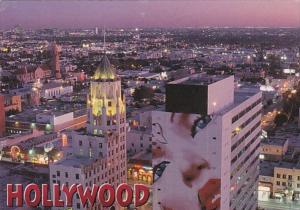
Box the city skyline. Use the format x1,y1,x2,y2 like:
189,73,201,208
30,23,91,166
0,0,300,29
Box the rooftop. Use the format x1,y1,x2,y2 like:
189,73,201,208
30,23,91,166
168,73,230,86
93,55,116,81
261,137,288,146
260,160,275,177
233,85,261,105
54,155,94,168
260,160,300,176
128,151,152,166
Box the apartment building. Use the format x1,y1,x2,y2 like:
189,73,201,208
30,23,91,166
49,55,127,210
151,74,262,210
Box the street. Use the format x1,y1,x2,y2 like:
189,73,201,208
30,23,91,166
259,200,300,210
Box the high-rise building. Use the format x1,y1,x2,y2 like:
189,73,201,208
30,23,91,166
50,42,62,79
49,55,127,210
152,74,262,210
0,95,5,137
95,27,99,35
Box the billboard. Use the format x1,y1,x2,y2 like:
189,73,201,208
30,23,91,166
152,111,222,210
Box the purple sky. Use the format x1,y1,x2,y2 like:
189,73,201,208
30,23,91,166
0,0,299,29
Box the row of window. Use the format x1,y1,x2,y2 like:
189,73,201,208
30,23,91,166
276,181,297,188
239,177,258,210
131,143,146,148
231,131,260,164
79,140,125,151
276,174,300,180
232,98,262,124
54,171,80,179
231,174,259,210
232,109,261,138
85,170,126,188
108,136,125,148
85,162,126,179
231,121,260,152
262,148,281,153
231,144,260,179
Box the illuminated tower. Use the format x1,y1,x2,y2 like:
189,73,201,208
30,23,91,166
50,55,127,210
87,55,125,135
50,42,62,79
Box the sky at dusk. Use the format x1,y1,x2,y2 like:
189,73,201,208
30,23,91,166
0,0,299,29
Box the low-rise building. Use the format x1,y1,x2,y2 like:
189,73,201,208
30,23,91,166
260,138,289,161
41,82,73,99
2,93,22,112
15,65,51,84
127,126,151,156
259,161,300,201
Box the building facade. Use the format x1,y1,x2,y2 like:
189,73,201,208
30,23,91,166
3,94,22,112
50,42,62,79
151,74,262,210
259,161,300,201
49,55,127,210
16,65,51,84
0,95,5,137
40,82,73,99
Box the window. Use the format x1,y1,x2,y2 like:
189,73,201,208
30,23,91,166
277,174,281,178
276,181,280,186
283,174,286,179
107,121,111,126
282,182,286,186
288,175,292,180
108,101,112,107
99,143,102,148
79,140,82,146
76,174,79,180
297,184,300,188
57,171,60,176
77,203,80,209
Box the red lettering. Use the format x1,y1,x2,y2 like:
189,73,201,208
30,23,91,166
24,184,41,207
116,183,133,207
42,184,52,207
53,184,64,207
77,184,99,207
62,184,78,207
134,184,150,207
7,184,23,207
98,183,115,207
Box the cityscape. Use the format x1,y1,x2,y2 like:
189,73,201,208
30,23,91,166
0,1,300,210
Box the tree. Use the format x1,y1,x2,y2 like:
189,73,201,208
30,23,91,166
274,113,288,127
6,109,19,116
133,86,154,102
152,65,163,73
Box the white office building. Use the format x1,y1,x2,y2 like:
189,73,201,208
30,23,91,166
151,74,262,210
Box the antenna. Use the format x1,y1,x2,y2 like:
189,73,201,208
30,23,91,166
103,28,106,53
